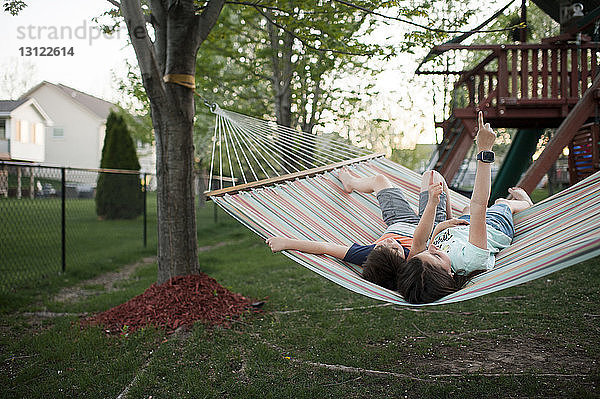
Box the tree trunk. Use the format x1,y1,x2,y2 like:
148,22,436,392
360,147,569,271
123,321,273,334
266,16,297,171
266,15,293,127
279,30,293,128
120,0,224,284
154,101,199,283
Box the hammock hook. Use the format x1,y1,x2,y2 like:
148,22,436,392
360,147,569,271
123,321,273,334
203,99,218,113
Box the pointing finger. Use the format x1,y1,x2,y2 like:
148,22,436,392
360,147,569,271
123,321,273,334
478,111,484,130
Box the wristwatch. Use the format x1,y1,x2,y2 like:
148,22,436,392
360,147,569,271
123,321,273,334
476,150,495,163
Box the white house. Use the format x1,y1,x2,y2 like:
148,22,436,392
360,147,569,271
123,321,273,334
19,81,156,174
20,81,115,169
0,98,53,162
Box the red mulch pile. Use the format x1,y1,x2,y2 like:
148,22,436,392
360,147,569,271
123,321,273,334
82,273,258,334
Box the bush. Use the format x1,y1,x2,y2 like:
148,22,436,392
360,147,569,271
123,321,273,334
96,111,143,219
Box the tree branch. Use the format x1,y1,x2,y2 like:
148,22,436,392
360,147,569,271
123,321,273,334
332,0,521,34
224,0,519,35
106,0,120,8
148,0,167,73
223,1,320,16
253,5,374,57
120,0,166,100
194,0,226,47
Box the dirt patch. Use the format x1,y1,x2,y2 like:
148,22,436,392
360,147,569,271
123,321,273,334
53,257,157,303
407,335,596,376
198,241,228,252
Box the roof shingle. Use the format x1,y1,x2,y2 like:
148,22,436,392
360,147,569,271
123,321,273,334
55,84,115,119
0,98,28,113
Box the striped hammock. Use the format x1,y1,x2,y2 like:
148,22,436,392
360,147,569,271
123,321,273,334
206,106,600,306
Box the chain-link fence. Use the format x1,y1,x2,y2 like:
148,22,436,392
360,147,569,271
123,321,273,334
0,161,157,293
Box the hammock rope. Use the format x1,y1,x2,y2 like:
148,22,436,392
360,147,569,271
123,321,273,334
206,108,600,306
207,106,370,192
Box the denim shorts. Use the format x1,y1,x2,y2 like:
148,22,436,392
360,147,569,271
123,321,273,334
376,187,447,227
458,203,515,239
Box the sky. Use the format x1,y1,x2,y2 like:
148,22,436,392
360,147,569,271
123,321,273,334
0,0,134,103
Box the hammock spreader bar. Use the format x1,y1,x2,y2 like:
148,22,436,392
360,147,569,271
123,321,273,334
206,153,385,198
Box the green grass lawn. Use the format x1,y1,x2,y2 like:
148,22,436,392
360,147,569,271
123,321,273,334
0,200,598,398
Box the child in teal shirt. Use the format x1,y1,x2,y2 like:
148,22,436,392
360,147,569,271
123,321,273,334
397,112,533,303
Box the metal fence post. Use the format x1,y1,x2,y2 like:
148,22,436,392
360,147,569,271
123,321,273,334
61,167,66,273
143,173,147,248
16,166,21,199
0,162,7,198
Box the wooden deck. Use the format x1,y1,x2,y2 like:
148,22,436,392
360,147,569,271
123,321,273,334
422,41,600,187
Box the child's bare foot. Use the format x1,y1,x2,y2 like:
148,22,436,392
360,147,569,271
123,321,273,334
338,167,354,193
508,187,533,206
266,237,291,252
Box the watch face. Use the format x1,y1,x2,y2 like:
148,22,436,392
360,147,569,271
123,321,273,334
478,151,495,162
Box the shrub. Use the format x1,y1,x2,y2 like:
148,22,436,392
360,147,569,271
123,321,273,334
96,111,143,219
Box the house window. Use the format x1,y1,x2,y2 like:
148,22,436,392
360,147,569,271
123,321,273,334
20,121,29,143
53,127,64,138
0,120,5,140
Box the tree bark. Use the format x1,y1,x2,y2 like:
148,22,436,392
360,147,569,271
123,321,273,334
120,0,224,283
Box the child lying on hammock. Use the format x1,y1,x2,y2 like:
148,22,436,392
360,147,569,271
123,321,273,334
266,112,533,303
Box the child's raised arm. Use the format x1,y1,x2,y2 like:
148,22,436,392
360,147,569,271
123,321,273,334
266,237,350,259
468,111,497,250
408,174,443,259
